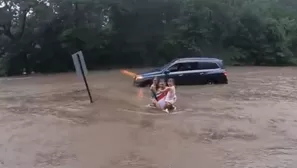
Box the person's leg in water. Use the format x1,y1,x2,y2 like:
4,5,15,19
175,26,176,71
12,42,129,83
150,98,160,108
164,100,176,113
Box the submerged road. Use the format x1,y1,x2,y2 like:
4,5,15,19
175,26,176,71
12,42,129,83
0,67,297,168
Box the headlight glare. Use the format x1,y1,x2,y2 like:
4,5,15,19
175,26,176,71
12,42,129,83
135,75,143,80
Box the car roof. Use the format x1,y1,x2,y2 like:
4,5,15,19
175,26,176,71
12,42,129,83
175,57,222,63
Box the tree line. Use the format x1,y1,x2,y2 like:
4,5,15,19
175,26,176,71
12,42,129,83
0,0,297,76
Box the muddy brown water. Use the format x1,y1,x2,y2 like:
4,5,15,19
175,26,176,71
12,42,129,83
0,67,297,168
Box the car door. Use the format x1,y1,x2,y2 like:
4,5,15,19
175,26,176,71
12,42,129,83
177,62,201,85
197,61,220,84
166,62,200,85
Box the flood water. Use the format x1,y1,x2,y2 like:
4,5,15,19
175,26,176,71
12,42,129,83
0,67,297,168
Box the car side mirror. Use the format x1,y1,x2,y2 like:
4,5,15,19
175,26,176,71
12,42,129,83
164,70,170,75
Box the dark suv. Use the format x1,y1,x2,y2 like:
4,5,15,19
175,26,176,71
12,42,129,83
133,57,228,87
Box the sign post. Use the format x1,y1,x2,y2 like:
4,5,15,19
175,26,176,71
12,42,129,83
72,51,93,103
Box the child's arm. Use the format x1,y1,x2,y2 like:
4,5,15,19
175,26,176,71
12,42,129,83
161,87,171,92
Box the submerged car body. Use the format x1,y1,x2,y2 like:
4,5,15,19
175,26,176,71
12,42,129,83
133,57,228,87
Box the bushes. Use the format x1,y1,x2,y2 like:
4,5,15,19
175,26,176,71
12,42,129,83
0,0,297,76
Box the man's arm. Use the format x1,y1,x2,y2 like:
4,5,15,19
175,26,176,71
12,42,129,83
150,85,156,93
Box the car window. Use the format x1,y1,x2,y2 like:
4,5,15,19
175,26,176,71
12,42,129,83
199,62,219,70
168,62,198,72
156,59,176,71
218,61,224,69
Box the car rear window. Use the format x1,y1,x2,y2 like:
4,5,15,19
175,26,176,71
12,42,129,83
199,62,219,69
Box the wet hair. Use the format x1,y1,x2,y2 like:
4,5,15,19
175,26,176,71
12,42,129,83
167,78,176,88
153,77,159,90
168,78,175,85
